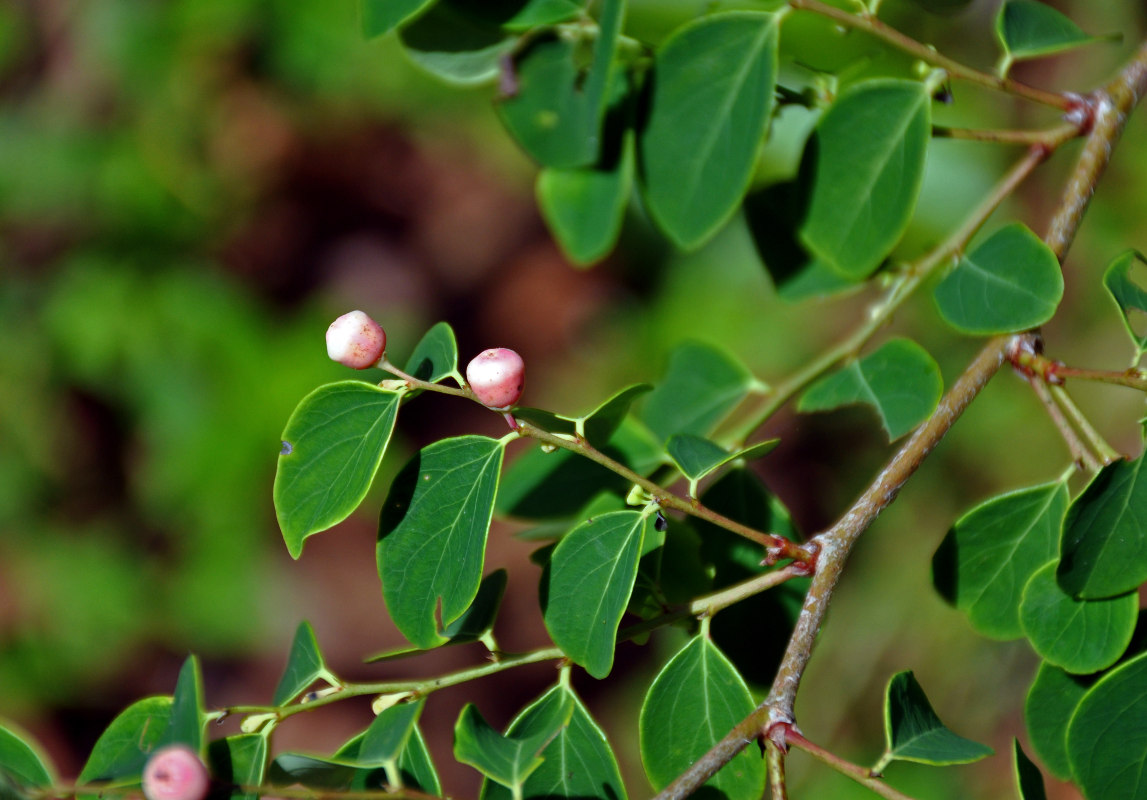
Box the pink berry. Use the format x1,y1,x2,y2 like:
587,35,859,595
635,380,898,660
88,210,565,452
466,348,525,410
142,745,210,800
326,310,386,370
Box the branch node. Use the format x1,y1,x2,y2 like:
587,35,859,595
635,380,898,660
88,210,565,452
1063,91,1099,134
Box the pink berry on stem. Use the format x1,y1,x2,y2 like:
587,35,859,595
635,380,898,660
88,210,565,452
142,745,211,800
326,310,386,369
466,348,525,410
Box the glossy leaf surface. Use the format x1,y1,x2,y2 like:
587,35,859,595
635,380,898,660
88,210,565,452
641,342,754,443
403,321,459,384
640,636,765,800
800,80,929,279
1103,250,1147,354
361,0,433,38
996,0,1105,75
0,723,53,789
207,734,267,800
398,2,515,86
358,700,424,766
481,684,627,800
377,436,505,648
1058,454,1147,598
798,338,942,440
1014,739,1047,800
543,511,648,678
275,382,401,558
454,699,573,791
1020,561,1137,674
882,671,993,766
273,621,330,705
1025,661,1093,779
77,697,172,784
667,434,778,483
639,12,779,249
933,223,1063,335
932,481,1067,640
157,655,206,752
1067,652,1147,800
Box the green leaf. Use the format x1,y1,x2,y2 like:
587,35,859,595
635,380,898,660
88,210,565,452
908,0,975,14
798,338,942,440
207,734,268,800
273,621,331,706
361,0,434,38
641,342,755,443
78,697,172,784
377,435,505,649
358,700,425,766
1013,739,1047,800
932,481,1067,640
157,656,206,752
666,434,779,496
1067,651,1147,800
1019,561,1137,674
933,223,1064,335
397,2,516,86
995,0,1110,76
1058,454,1147,599
497,0,623,168
639,635,765,800
1103,250,1147,354
515,383,651,448
880,671,993,767
393,727,441,795
501,0,581,32
480,684,627,800
543,511,649,678
1025,662,1094,780
275,382,402,558
799,80,930,279
277,721,440,795
538,132,634,266
367,570,506,660
269,754,357,790
403,322,459,384
0,722,53,789
454,699,574,791
639,12,779,250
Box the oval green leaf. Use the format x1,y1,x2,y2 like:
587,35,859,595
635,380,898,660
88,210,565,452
273,621,331,706
995,0,1109,76
932,481,1067,640
933,223,1063,335
1014,739,1047,800
377,435,505,649
543,511,649,678
1058,453,1147,599
880,670,993,767
480,684,627,800
799,80,930,279
78,697,173,784
361,0,434,38
398,2,516,86
639,635,765,800
798,337,942,440
1020,561,1137,674
0,722,54,789
454,698,574,791
274,381,402,559
639,12,779,250
403,321,459,384
640,341,754,443
1067,651,1147,800
1024,661,1094,780
1103,250,1147,354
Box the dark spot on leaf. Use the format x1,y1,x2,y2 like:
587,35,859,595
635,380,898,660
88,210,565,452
281,441,293,456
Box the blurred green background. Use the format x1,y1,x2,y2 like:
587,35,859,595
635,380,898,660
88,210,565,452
1,1,1145,797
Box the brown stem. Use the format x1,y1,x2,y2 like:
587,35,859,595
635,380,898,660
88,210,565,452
932,121,1079,145
785,729,921,800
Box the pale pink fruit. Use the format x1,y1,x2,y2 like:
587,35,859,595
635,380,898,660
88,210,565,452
326,310,386,369
142,745,211,800
466,348,525,409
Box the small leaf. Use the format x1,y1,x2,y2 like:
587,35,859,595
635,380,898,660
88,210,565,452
799,80,930,279
667,434,778,490
480,684,627,800
361,0,434,38
274,382,402,558
641,342,755,443
273,621,331,706
581,384,653,446
393,727,441,795
403,322,459,384
932,481,1067,640
501,0,581,32
1019,561,1137,674
398,2,516,86
1067,651,1147,800
1058,454,1147,599
995,0,1110,76
358,700,425,766
157,656,206,752
454,699,574,791
1103,250,1147,354
639,12,779,250
933,223,1063,335
0,722,54,789
1013,739,1047,800
377,436,505,649
543,511,649,678
640,636,765,800
277,721,441,794
798,338,943,440
881,671,993,767
1024,662,1094,780
78,697,173,784
207,734,267,800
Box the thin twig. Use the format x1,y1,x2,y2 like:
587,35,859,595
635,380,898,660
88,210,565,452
785,729,921,800
1026,374,1100,471
1049,385,1123,465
